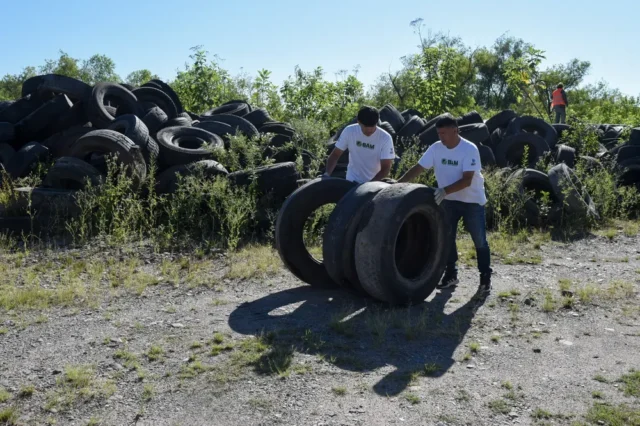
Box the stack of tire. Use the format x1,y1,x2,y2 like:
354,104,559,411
491,163,600,228
275,177,450,306
0,74,303,232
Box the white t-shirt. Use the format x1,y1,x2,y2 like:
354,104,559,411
335,124,395,183
418,137,487,205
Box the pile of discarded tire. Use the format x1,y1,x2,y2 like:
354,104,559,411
275,177,450,306
0,74,308,231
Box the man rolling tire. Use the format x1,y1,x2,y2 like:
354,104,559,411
398,113,492,293
324,106,395,183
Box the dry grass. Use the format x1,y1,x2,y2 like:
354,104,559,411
225,245,281,280
458,230,547,266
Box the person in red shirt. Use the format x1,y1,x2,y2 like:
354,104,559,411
551,83,569,124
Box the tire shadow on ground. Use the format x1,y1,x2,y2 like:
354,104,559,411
228,285,488,397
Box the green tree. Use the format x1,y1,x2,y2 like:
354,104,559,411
125,69,159,87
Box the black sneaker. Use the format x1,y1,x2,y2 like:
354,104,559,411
437,274,459,289
479,273,492,293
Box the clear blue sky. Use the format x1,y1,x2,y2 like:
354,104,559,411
1,0,638,97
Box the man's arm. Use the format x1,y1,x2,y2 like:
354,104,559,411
371,159,393,181
324,147,344,176
562,90,568,106
442,171,475,195
398,163,426,183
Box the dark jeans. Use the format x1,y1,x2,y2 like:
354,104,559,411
441,200,492,277
553,106,566,124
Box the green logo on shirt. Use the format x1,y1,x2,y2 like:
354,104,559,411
441,158,459,166
356,141,375,150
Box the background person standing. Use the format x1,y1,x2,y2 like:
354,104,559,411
551,83,569,124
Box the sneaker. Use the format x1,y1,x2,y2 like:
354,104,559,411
479,273,492,293
437,274,459,289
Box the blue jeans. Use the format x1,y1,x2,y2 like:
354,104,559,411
441,200,492,277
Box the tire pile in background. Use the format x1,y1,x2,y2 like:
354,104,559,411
275,178,450,306
329,104,640,226
0,74,307,228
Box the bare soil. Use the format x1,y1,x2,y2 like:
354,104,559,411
0,229,639,426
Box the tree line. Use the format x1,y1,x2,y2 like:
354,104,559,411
1,21,639,133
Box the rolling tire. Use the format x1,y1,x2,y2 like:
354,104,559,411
354,183,450,305
275,177,357,288
323,181,390,294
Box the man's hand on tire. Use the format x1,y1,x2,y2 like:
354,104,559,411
434,188,446,205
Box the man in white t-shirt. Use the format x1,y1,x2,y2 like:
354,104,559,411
398,113,492,293
323,106,396,183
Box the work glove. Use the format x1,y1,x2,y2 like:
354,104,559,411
434,188,446,205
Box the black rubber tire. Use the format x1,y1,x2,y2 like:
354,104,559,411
397,116,425,138
203,103,248,117
0,143,15,168
323,181,390,292
43,126,93,158
378,121,396,140
258,122,295,138
495,133,550,168
401,108,423,119
458,110,484,126
147,79,183,114
12,188,80,218
88,83,142,129
0,122,15,143
141,107,168,137
42,157,103,190
156,126,223,167
485,109,517,133
479,145,496,168
615,146,640,164
193,121,234,143
228,162,299,201
353,183,450,305
459,123,491,145
69,129,146,182
597,125,624,141
50,101,90,134
269,133,293,148
0,95,43,124
107,114,158,168
132,87,177,120
15,94,73,142
577,156,603,173
243,108,272,129
162,116,191,128
275,177,357,288
548,163,598,219
21,74,92,102
155,160,228,194
488,127,504,151
552,123,573,138
418,125,439,147
506,115,558,150
325,141,349,165
506,168,558,227
0,101,13,112
200,114,258,139
555,144,577,168
630,128,640,146
378,104,405,132
6,142,49,179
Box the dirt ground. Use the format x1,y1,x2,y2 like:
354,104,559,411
0,228,639,426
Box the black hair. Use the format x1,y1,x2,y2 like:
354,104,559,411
435,113,458,129
357,106,380,127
